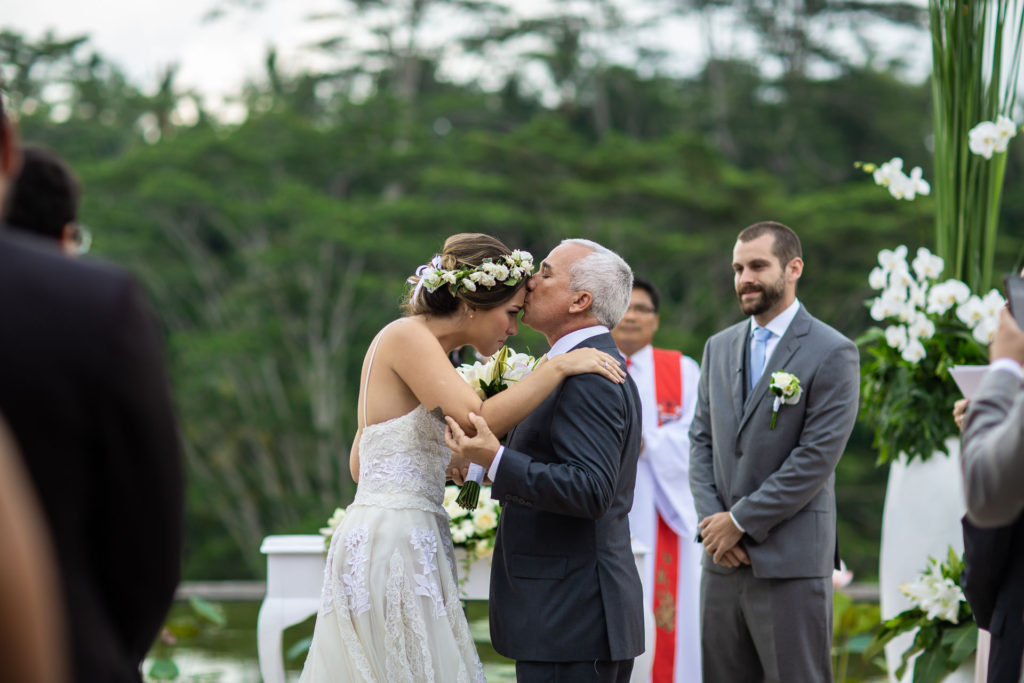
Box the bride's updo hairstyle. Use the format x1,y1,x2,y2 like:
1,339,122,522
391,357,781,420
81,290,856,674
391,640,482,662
404,233,533,316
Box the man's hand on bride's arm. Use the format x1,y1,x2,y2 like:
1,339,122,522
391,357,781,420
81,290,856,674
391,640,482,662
445,412,501,469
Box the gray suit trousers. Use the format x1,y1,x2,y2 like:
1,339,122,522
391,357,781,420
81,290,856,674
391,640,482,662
700,568,833,683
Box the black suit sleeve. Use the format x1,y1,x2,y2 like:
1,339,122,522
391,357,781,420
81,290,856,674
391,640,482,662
94,279,184,661
493,373,628,519
961,515,1012,630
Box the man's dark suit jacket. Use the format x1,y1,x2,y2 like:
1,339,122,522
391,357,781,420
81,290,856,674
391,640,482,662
962,515,1024,683
488,331,645,663
0,229,183,683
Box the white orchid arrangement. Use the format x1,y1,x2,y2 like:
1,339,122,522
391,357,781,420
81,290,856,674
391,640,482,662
454,345,538,509
859,157,931,201
868,245,1005,362
968,115,1018,159
443,483,501,559
768,371,801,429
860,245,995,465
866,547,975,682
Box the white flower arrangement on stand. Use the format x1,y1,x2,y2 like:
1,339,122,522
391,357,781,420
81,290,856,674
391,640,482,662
443,483,501,596
442,484,500,559
860,245,1002,465
867,548,976,682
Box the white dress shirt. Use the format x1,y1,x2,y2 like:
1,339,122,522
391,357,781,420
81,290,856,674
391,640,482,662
748,298,802,377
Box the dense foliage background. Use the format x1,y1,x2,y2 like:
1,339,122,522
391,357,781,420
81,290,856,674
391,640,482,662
4,0,1024,581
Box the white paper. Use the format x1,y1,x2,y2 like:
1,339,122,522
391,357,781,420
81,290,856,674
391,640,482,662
950,365,990,399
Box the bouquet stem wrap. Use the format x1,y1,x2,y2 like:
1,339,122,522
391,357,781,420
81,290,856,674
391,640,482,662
456,463,486,510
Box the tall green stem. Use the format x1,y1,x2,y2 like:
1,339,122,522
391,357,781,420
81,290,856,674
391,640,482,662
930,0,1024,292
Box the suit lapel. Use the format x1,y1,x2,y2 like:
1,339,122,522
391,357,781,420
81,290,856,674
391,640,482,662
737,308,812,435
729,324,747,422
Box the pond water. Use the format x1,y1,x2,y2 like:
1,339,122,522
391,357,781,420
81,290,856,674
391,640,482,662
144,600,515,682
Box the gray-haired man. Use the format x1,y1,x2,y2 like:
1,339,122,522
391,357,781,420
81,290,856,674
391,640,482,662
447,239,646,683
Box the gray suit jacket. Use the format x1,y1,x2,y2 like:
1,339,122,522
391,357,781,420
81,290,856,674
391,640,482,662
489,332,645,662
962,367,1024,528
689,305,859,578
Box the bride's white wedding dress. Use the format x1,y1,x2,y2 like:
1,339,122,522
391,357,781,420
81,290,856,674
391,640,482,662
300,337,485,682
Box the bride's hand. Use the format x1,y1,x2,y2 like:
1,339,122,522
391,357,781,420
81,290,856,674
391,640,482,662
447,453,470,484
553,348,627,383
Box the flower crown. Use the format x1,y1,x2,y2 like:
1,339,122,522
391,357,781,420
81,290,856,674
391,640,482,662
410,250,534,301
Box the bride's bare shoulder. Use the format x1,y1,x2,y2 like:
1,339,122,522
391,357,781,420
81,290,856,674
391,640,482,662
369,317,436,359
381,316,432,345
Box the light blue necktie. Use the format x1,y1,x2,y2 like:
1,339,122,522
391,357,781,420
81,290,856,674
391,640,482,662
750,326,772,390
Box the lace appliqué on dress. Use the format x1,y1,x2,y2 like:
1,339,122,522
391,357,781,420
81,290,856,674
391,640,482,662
385,552,436,682
341,526,371,616
410,528,446,619
363,452,427,484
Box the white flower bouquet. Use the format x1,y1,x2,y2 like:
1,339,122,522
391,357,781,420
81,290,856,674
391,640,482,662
455,344,537,400
866,547,976,682
859,245,1002,464
453,344,537,509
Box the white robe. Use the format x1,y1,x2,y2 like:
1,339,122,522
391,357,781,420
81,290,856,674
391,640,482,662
625,344,702,683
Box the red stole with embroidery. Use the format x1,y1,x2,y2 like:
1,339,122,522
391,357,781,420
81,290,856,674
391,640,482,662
651,348,682,682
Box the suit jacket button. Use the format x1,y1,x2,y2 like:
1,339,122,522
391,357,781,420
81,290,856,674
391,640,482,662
736,450,743,457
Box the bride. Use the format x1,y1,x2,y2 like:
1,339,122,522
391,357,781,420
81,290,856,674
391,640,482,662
299,233,626,682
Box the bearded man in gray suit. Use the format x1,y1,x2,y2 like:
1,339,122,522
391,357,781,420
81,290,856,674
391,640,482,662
689,221,860,682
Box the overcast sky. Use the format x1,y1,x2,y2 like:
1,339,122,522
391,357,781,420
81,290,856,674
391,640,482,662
5,0,930,120
5,1,341,106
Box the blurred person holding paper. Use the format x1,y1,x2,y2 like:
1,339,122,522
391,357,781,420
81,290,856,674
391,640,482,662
956,269,1024,683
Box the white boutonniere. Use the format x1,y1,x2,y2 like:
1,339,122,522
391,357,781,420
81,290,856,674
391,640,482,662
769,371,802,429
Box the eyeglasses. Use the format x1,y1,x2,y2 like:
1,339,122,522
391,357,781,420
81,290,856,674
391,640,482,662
69,224,92,256
626,304,657,315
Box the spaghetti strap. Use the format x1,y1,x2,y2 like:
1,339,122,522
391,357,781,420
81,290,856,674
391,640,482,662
362,321,396,425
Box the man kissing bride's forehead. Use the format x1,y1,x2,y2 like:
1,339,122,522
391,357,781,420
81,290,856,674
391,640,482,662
445,237,645,683
300,233,635,683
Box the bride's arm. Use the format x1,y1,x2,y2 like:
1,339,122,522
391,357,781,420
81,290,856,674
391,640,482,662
391,322,624,437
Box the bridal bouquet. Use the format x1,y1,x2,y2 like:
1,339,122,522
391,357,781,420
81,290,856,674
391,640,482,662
858,245,1002,464
865,547,975,683
453,344,537,509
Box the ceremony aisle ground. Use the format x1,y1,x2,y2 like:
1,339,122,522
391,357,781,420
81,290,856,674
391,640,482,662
145,600,516,682
146,596,892,682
